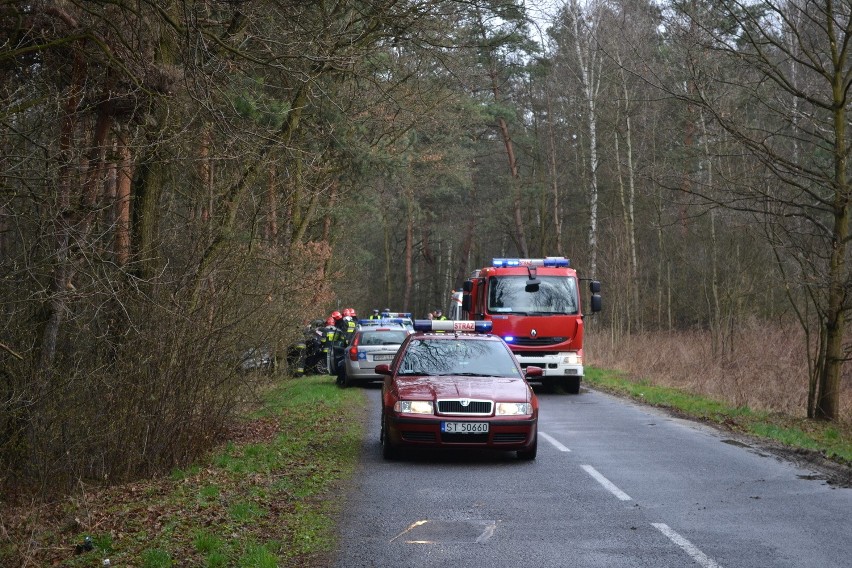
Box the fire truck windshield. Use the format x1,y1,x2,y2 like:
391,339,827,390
487,276,579,315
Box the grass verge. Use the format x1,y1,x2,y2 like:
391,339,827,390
0,375,366,567
585,366,852,465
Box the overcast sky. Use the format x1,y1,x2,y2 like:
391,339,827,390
525,0,563,47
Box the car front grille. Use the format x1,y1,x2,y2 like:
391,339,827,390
402,431,436,443
493,433,528,443
437,399,493,416
441,433,489,443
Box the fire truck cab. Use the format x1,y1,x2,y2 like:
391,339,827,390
460,257,601,393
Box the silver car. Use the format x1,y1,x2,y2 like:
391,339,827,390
336,327,412,387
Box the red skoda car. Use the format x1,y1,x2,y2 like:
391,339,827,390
377,320,541,460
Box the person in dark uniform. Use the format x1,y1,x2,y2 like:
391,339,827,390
434,309,447,321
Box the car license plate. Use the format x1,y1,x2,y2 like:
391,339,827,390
373,354,394,361
441,422,489,434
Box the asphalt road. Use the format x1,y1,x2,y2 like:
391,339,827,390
332,386,852,568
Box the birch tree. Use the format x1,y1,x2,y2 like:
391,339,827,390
552,0,607,277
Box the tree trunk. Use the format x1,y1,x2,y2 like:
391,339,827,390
403,187,414,312
569,0,602,276
114,128,133,266
619,60,639,331
453,170,478,287
265,162,278,244
815,68,850,421
494,111,529,258
40,44,85,370
546,91,563,256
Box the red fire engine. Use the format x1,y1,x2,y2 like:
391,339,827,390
460,257,601,393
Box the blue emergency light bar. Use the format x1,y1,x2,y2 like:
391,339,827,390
359,318,408,325
492,257,570,268
381,312,412,318
413,320,493,333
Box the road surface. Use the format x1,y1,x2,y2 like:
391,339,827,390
332,386,852,567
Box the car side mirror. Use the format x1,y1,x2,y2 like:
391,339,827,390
589,280,601,294
375,364,392,376
524,366,543,378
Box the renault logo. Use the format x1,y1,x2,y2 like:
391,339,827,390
531,329,538,338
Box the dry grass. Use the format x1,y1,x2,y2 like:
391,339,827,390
587,321,852,424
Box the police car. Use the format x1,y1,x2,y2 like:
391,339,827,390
376,319,541,460
357,316,413,330
379,312,414,329
337,326,414,388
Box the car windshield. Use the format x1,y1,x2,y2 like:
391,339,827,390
487,275,578,315
397,339,521,377
360,330,410,346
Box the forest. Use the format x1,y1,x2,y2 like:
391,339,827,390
1,0,850,492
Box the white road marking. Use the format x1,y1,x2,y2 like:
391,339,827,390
539,431,571,452
389,520,428,543
580,464,632,501
652,523,723,568
475,522,497,543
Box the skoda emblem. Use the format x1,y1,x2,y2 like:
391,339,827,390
531,329,538,338
460,399,470,407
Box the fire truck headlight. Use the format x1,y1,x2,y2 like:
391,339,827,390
564,352,581,365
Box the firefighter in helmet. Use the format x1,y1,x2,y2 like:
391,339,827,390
342,308,357,342
331,310,345,333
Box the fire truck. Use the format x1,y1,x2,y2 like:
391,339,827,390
459,257,601,393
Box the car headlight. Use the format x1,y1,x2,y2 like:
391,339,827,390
495,402,533,416
394,400,434,415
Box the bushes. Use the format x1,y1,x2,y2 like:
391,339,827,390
588,320,851,423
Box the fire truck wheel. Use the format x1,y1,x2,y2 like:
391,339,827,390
561,376,581,394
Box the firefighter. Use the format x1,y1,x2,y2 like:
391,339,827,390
321,317,340,374
342,308,357,342
331,310,345,333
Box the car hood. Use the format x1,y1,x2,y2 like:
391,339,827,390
394,375,531,402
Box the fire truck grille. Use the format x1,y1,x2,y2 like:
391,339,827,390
511,336,567,347
437,400,493,415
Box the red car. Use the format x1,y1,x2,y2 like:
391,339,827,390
377,319,541,460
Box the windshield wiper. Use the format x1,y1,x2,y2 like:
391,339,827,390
448,372,492,377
